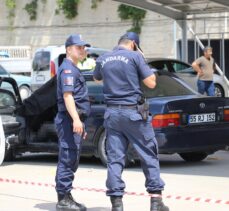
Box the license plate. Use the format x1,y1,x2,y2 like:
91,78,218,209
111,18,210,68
188,113,215,124
36,75,45,81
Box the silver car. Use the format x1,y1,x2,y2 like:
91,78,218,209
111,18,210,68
147,58,229,97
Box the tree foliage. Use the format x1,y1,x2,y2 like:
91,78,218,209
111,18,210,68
91,0,103,9
5,0,16,26
56,0,80,19
24,0,38,21
118,4,146,34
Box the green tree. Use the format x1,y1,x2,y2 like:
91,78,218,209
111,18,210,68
5,0,16,25
56,0,80,19
118,4,146,34
24,0,38,21
91,0,103,9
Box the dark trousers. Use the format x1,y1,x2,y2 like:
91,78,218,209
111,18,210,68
55,112,82,195
104,108,165,196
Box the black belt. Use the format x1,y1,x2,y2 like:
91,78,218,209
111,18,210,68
107,104,137,109
60,110,87,122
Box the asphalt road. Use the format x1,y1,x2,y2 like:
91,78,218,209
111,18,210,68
0,150,228,211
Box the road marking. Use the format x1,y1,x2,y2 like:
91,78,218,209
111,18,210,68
0,177,228,206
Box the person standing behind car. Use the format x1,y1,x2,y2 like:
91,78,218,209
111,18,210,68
55,34,91,211
192,46,216,96
93,32,169,211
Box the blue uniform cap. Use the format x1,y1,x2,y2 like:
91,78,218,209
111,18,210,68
65,34,91,48
119,32,142,51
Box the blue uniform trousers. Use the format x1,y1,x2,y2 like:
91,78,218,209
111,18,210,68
104,108,165,196
55,112,82,195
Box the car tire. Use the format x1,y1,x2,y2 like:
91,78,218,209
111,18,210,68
179,152,208,162
97,129,130,167
97,130,107,167
214,84,224,97
19,85,31,100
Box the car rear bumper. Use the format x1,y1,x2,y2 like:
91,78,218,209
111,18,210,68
155,123,229,154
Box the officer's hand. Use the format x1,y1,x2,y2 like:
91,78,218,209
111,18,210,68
73,118,83,136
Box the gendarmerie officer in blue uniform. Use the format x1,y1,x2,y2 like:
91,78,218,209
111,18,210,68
93,32,169,211
55,34,91,211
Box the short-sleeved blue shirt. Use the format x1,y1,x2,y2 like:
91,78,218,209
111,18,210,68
93,46,155,105
57,58,90,116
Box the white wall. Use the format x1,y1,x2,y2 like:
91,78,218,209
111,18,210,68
0,0,228,59
0,0,175,58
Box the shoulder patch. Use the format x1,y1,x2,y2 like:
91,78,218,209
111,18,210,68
64,77,73,86
64,69,72,74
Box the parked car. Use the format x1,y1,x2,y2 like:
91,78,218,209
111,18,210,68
0,51,10,58
1,71,229,166
0,64,31,100
31,46,109,92
147,58,229,97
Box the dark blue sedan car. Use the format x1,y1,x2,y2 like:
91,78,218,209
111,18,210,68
1,71,229,165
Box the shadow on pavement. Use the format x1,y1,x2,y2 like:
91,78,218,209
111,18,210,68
34,202,56,211
129,151,229,178
3,151,229,178
35,202,110,211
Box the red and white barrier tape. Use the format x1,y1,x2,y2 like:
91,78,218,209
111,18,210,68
0,177,228,206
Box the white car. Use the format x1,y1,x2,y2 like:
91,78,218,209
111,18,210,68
31,46,109,92
148,58,229,97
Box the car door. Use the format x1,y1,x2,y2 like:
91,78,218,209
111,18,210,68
168,60,198,91
0,77,22,165
0,89,17,165
0,114,5,165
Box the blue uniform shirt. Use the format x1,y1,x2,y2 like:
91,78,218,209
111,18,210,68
57,58,90,116
93,46,155,105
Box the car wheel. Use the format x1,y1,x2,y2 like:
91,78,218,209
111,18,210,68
97,130,107,166
97,129,130,167
214,84,224,97
19,85,31,100
179,152,208,162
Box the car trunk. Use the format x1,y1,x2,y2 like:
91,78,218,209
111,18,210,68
166,97,229,126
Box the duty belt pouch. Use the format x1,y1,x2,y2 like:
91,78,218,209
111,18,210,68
137,102,149,121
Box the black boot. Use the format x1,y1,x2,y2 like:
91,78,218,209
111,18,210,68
56,192,87,211
110,196,123,211
150,197,169,211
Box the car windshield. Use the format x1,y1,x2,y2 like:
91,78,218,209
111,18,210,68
32,51,50,71
0,65,8,75
141,72,195,98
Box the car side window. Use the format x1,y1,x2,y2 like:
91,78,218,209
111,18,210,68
0,65,7,75
170,61,192,73
149,61,169,72
0,90,16,108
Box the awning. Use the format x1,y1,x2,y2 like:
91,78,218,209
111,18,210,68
113,0,229,20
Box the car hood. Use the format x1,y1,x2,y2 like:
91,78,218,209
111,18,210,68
9,74,31,83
